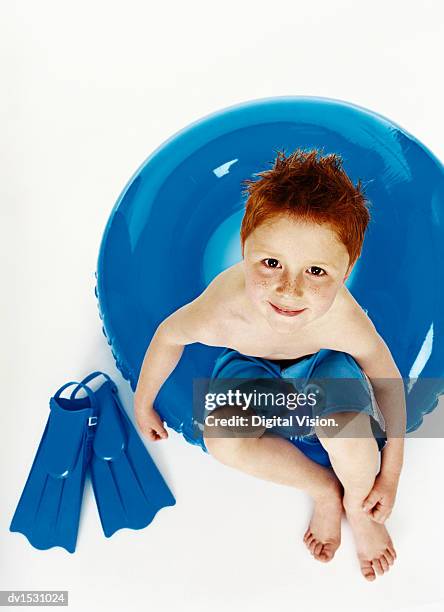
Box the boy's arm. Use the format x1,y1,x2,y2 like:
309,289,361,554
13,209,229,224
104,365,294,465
346,316,406,482
134,296,221,439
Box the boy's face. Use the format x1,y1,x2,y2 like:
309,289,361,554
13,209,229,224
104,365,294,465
243,214,352,332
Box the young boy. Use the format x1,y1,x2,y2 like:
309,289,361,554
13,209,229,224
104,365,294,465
134,148,406,582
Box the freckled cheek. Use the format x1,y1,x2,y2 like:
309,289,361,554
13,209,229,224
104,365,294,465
245,271,271,300
307,284,337,307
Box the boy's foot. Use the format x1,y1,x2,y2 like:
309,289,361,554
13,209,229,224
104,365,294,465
303,488,343,562
345,506,397,581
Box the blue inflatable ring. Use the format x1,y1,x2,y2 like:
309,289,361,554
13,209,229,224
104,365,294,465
96,96,444,448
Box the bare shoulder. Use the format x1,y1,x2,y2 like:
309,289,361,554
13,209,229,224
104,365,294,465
159,263,243,346
329,286,400,377
327,286,378,352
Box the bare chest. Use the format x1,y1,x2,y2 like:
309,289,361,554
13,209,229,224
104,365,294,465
220,315,329,359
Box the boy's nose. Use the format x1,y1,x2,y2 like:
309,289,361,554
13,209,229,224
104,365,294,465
275,280,304,300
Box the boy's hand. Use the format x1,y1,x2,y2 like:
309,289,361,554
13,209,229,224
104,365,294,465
361,473,398,524
135,400,169,441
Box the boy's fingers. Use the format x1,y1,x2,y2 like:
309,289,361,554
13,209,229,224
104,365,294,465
151,415,168,438
137,420,161,440
135,408,168,440
362,491,380,512
146,429,163,441
371,508,385,523
378,510,391,523
362,501,376,512
150,425,168,440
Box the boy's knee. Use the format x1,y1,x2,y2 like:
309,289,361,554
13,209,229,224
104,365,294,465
315,411,379,456
317,434,378,458
314,410,374,440
203,404,266,459
204,435,253,464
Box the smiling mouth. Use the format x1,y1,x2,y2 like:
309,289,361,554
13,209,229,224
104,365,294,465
269,302,306,317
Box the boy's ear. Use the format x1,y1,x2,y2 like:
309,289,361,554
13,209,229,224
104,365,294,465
343,260,354,282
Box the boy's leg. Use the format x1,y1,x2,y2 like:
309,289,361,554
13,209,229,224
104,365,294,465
204,404,343,562
314,412,397,580
314,411,380,505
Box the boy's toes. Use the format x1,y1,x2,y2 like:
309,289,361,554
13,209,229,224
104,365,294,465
316,543,335,563
360,554,391,580
388,545,397,560
360,559,376,581
379,555,390,572
303,532,314,549
372,558,384,576
317,548,330,562
304,529,340,563
307,536,323,557
384,548,395,565
309,538,320,554
311,540,339,562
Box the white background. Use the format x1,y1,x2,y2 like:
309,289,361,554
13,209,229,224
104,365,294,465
2,1,444,610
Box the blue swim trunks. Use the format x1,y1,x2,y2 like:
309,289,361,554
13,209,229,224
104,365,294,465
203,347,387,468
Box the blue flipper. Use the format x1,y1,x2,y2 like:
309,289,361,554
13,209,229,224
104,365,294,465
10,382,98,553
70,372,176,537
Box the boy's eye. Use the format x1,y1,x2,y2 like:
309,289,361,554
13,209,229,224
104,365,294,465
263,258,281,268
308,266,326,277
262,260,326,277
